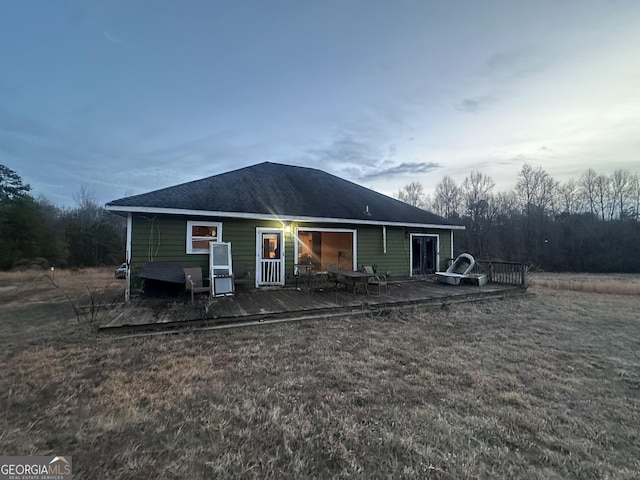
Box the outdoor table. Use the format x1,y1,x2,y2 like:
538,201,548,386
335,270,376,296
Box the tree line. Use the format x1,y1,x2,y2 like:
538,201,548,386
2,163,639,273
396,165,640,273
0,164,125,270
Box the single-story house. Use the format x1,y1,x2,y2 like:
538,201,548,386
105,162,464,298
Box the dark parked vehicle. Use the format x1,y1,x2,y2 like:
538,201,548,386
115,263,127,279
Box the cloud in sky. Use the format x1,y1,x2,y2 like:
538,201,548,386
102,30,122,45
360,162,442,181
0,0,639,206
307,137,381,168
455,96,497,113
482,47,548,83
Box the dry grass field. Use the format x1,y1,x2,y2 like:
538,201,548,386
529,272,640,296
1,269,639,479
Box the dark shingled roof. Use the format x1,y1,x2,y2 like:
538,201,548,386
106,162,458,227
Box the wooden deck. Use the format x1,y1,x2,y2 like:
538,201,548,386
100,277,528,334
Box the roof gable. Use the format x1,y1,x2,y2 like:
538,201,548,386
106,162,459,228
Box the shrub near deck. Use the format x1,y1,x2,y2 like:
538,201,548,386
1,272,639,478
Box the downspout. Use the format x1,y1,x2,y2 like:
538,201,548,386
382,226,387,254
450,229,454,272
125,213,132,302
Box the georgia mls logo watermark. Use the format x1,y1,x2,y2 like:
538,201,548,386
0,456,72,480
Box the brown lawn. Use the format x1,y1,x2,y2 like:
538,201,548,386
1,269,639,479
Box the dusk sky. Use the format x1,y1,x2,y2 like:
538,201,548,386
1,0,639,207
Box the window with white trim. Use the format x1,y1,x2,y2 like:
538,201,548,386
187,221,222,254
295,228,356,271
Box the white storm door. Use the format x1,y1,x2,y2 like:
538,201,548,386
256,228,285,286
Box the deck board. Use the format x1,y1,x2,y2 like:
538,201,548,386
101,278,526,332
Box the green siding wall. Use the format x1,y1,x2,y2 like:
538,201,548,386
356,226,452,276
129,214,455,289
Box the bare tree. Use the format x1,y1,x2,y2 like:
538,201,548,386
65,187,125,267
558,179,583,215
594,174,614,220
433,175,460,218
491,190,518,220
422,192,433,212
421,165,640,271
459,171,495,257
630,173,640,221
395,181,427,208
611,169,631,219
461,171,495,219
73,186,103,223
579,168,598,216
514,164,559,265
516,164,556,216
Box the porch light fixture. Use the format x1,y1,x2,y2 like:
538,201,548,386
283,221,292,233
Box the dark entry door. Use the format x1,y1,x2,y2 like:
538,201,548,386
412,236,437,275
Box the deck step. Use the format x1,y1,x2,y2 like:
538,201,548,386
99,284,530,336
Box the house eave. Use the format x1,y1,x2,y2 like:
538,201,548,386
105,205,466,230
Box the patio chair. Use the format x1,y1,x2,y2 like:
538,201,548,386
232,261,251,290
326,264,348,292
294,263,321,294
183,267,211,303
363,265,388,295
